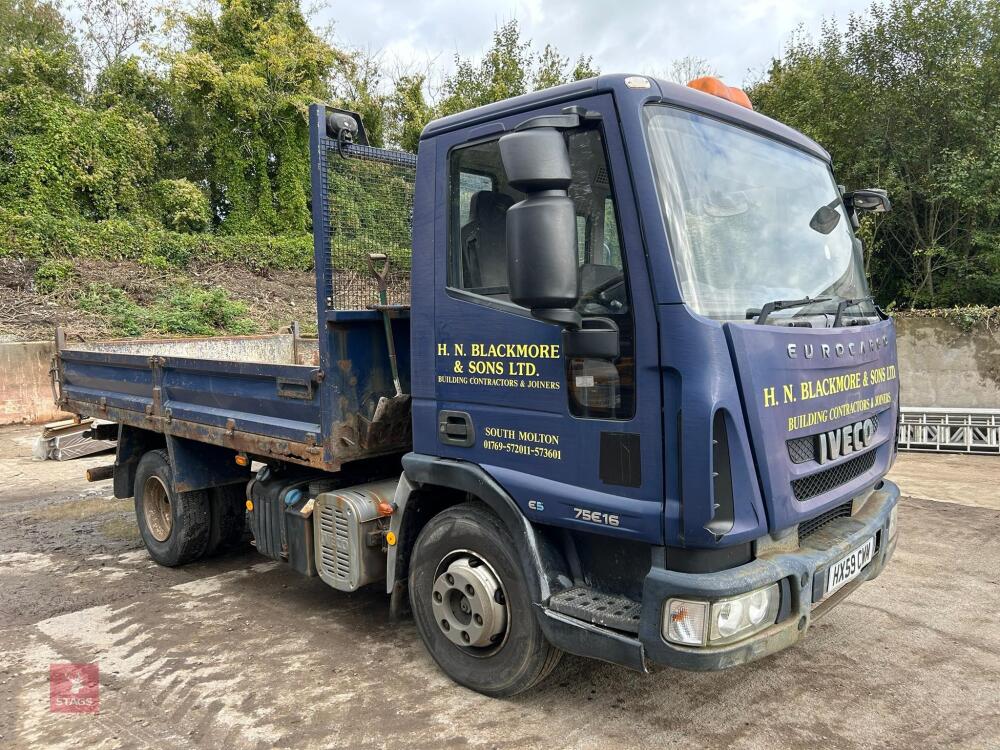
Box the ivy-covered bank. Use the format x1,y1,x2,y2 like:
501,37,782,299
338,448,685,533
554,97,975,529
0,212,314,273
1,0,602,338
3,0,998,340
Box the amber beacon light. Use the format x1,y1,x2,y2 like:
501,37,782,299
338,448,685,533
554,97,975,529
686,76,753,110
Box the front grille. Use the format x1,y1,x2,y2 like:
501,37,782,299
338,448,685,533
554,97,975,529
798,501,853,541
787,435,816,464
791,449,877,501
787,413,879,464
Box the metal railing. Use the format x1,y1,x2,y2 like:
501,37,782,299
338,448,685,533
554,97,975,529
897,407,1000,455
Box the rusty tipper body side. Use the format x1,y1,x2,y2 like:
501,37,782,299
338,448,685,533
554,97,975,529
52,74,901,697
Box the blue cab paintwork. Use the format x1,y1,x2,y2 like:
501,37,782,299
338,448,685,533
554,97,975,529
413,74,899,550
60,75,899,562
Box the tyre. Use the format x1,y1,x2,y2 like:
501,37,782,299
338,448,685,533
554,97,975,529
133,450,210,567
409,502,562,697
205,483,248,557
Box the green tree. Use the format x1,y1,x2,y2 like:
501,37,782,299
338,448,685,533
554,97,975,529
333,47,389,148
0,1,158,219
750,0,1000,308
534,44,568,90
78,0,155,79
570,54,598,81
425,20,598,144
438,20,533,117
0,0,84,95
388,73,434,153
164,0,342,234
91,56,170,123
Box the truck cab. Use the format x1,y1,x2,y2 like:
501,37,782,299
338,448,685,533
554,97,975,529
395,74,899,688
55,73,901,698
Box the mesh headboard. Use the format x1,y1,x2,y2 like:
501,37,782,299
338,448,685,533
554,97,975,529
311,106,417,311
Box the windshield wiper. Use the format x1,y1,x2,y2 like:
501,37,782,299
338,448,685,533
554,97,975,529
750,296,831,325
832,296,874,327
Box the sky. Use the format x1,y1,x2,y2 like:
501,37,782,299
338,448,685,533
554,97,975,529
315,0,877,88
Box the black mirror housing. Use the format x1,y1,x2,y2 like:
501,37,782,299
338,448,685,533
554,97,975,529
498,128,572,192
848,188,891,214
506,194,579,310
499,126,580,324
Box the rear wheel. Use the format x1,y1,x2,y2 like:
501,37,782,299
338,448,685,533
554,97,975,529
409,502,562,697
134,450,210,567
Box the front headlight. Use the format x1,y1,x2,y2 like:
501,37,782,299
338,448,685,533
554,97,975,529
708,584,780,645
664,583,780,647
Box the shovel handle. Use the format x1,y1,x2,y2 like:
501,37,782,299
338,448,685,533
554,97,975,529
368,253,391,299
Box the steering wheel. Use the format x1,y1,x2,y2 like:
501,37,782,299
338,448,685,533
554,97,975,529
579,272,625,306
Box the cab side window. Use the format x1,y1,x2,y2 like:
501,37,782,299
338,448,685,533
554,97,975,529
446,127,634,419
447,143,522,297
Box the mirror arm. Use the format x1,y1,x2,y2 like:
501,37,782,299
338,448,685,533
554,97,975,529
532,308,582,330
513,107,602,133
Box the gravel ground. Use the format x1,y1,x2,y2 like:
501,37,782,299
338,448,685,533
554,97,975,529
1,425,998,749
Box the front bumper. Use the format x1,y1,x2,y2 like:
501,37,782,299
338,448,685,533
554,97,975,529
638,479,900,670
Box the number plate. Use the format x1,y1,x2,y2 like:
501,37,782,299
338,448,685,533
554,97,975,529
824,536,876,597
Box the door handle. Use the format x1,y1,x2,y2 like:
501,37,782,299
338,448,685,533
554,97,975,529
438,410,475,447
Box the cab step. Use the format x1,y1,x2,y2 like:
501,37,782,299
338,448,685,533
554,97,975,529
548,587,642,634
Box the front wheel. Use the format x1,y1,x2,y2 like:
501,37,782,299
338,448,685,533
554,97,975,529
409,502,562,697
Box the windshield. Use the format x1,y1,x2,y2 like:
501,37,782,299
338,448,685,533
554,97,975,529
643,105,872,322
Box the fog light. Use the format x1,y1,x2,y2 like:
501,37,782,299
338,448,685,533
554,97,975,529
708,583,780,645
888,504,898,540
664,599,708,646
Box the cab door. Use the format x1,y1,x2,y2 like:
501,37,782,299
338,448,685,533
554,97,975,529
423,94,663,544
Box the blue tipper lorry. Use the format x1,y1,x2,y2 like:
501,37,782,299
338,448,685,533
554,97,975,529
52,74,901,696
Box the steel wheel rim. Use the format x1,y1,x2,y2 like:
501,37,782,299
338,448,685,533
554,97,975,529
143,476,172,542
431,549,510,657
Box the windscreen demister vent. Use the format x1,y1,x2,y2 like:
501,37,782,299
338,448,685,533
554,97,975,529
705,410,736,540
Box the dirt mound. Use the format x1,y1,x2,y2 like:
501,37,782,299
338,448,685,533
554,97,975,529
0,256,319,342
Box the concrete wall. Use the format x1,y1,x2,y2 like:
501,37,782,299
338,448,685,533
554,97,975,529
894,317,1000,409
2,319,997,425
0,341,68,425
75,333,321,366
0,333,320,426
75,333,296,363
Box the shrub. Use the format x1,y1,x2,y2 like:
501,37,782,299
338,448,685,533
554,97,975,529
150,286,256,336
0,210,314,271
76,282,257,337
33,258,75,293
153,179,211,234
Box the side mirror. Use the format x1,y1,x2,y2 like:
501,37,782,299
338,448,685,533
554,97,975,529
847,188,891,214
499,127,581,327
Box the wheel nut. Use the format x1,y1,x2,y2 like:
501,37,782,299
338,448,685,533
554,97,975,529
433,591,442,603
465,584,475,596
441,619,450,631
